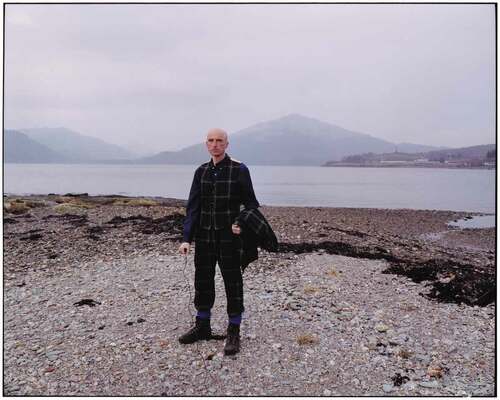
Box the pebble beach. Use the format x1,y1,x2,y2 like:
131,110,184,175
3,194,496,396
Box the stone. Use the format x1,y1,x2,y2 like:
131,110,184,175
383,383,394,393
375,323,389,333
402,382,417,390
419,380,439,389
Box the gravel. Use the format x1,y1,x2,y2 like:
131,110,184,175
3,195,495,396
4,251,495,396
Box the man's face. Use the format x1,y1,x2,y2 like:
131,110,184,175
206,131,228,157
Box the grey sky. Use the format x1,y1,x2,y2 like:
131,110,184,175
5,3,495,154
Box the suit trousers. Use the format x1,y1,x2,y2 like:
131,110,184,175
194,227,244,317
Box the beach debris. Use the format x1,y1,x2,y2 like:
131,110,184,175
73,299,101,307
438,272,455,284
297,334,318,345
42,213,89,227
397,348,413,359
18,229,44,241
106,213,184,236
303,284,319,294
375,323,389,332
391,372,410,386
87,225,105,240
272,343,283,351
4,200,30,215
427,365,444,378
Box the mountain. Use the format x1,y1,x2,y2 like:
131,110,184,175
5,130,68,163
20,127,136,162
140,114,444,166
6,116,450,165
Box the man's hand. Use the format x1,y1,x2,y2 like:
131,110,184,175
232,223,242,235
179,242,191,255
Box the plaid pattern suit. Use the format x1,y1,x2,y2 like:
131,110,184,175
184,154,259,317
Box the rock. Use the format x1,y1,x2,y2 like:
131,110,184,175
284,301,301,310
415,354,431,364
375,323,389,332
419,380,439,389
383,383,394,393
323,389,332,396
402,381,417,390
367,336,378,350
389,334,409,346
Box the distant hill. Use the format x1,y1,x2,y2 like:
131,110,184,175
425,144,496,161
5,130,67,163
324,143,495,167
6,115,451,165
140,114,444,166
20,127,136,162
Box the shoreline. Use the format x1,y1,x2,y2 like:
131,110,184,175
3,192,496,215
5,161,495,170
4,193,495,306
322,164,495,170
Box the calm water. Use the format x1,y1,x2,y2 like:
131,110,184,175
448,215,497,229
4,163,496,213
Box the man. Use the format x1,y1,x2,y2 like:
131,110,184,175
178,128,260,356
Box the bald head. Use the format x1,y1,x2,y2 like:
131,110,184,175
206,128,228,142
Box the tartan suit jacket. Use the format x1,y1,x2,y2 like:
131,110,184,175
237,208,278,271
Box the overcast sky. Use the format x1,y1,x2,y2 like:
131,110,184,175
5,3,495,154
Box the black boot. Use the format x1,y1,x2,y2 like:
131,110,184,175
178,317,212,344
224,323,240,355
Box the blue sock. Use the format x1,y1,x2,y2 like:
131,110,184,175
197,310,211,320
229,314,242,325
